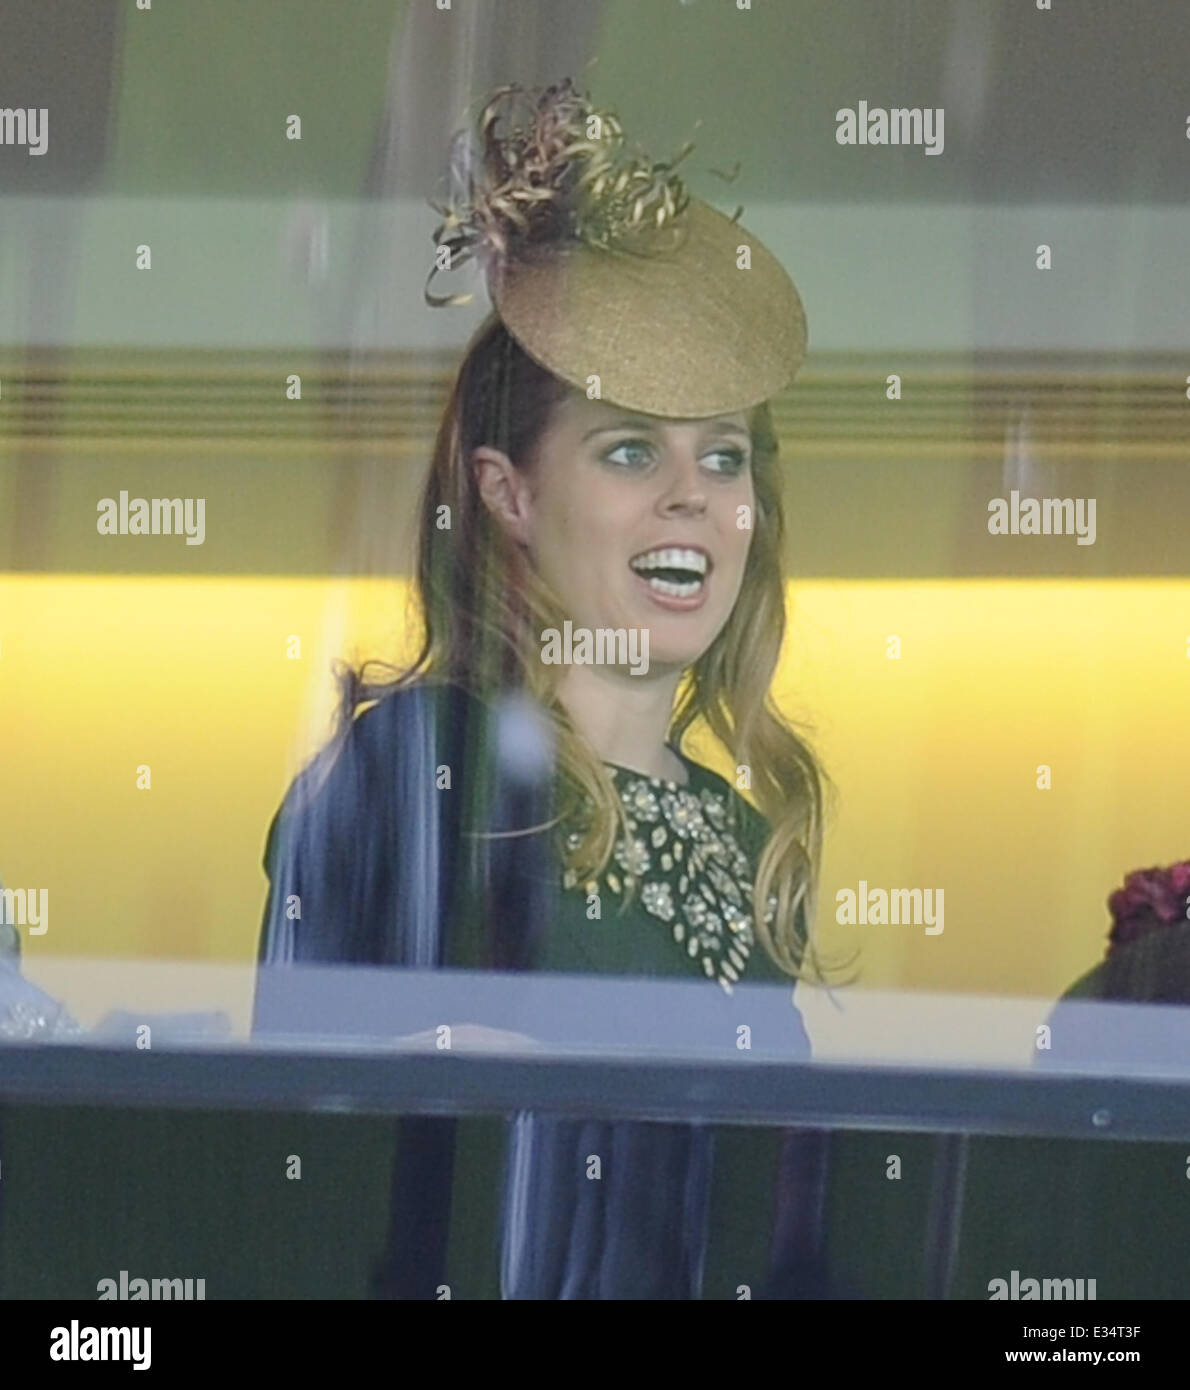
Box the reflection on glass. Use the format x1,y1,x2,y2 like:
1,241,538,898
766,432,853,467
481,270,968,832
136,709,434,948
252,78,829,1299
2,0,1189,1305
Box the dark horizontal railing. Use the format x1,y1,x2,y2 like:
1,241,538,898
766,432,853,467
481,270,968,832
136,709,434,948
2,1043,1189,1142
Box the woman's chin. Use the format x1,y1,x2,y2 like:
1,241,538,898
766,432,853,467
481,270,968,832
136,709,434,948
644,625,720,673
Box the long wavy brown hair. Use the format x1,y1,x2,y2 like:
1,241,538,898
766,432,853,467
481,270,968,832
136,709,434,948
339,311,837,982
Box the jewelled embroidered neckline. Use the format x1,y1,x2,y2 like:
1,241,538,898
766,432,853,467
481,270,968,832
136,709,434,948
561,763,776,994
601,754,691,790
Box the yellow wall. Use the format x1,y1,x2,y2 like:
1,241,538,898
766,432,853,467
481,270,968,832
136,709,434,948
2,574,1186,1000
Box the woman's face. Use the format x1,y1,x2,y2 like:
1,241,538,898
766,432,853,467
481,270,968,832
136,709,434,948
480,391,757,674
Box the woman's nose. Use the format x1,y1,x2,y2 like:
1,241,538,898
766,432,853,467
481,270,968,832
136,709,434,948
657,451,708,515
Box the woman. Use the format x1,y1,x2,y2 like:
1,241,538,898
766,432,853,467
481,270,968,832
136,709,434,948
257,79,835,1299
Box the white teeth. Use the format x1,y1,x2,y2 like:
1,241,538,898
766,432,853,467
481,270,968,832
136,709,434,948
629,547,709,576
646,575,702,598
630,548,709,601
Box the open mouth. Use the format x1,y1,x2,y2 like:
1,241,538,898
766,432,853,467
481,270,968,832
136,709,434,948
628,546,711,599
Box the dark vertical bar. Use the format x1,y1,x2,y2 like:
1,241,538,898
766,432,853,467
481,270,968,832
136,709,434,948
923,1132,969,1299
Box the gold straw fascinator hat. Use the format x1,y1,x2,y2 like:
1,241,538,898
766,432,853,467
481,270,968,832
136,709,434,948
426,79,807,419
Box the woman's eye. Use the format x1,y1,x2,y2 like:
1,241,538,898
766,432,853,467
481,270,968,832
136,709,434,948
601,440,749,474
603,440,653,469
704,448,748,475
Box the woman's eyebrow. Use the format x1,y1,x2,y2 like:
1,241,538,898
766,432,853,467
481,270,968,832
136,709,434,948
581,417,751,443
581,417,656,442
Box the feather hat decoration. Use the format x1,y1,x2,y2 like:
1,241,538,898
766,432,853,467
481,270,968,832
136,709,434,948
426,78,807,419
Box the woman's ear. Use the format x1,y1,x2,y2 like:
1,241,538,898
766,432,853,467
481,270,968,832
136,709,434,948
473,446,534,546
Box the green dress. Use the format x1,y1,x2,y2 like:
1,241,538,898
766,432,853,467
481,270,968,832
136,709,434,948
436,755,810,1299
